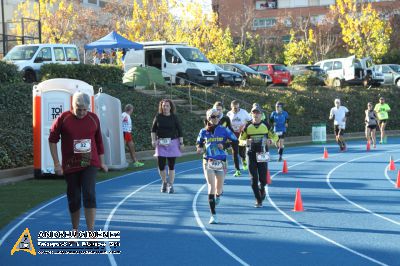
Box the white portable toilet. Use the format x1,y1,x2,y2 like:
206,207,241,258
94,91,128,170
33,78,94,178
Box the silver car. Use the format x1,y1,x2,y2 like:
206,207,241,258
375,64,400,87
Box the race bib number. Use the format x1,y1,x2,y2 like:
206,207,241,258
256,152,270,162
159,138,171,146
73,139,91,153
207,159,224,171
275,131,283,136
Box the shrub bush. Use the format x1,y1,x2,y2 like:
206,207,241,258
290,73,327,90
40,64,124,85
0,61,23,83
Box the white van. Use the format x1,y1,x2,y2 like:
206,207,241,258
315,56,384,87
124,41,217,86
3,44,80,82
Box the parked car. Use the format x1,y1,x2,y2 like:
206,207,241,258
315,56,384,87
248,63,291,85
217,63,272,86
214,64,243,86
124,41,217,86
286,64,326,85
374,64,400,87
3,44,80,83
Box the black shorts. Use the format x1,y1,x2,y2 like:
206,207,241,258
379,119,388,126
367,125,377,130
278,132,286,139
64,166,98,213
334,125,344,136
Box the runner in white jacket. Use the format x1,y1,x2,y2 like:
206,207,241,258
227,100,252,176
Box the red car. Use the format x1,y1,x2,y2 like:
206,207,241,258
249,63,291,85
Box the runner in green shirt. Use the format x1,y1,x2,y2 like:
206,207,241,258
374,97,391,144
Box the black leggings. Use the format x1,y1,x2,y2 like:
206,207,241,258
157,156,176,171
231,141,246,170
247,153,268,202
65,166,98,213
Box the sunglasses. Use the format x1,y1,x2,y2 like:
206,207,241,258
210,115,218,119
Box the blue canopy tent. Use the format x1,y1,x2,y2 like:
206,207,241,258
83,31,143,63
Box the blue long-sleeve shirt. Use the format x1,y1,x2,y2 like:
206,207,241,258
196,125,238,160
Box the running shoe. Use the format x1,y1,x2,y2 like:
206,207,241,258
161,182,167,193
133,161,144,167
278,156,282,162
254,201,263,208
209,215,218,224
215,196,220,206
233,170,241,177
167,183,174,194
242,161,248,171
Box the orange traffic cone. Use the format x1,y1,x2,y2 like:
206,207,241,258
389,156,396,171
396,170,400,189
293,188,304,212
266,169,272,185
282,160,288,173
366,141,370,151
323,147,329,159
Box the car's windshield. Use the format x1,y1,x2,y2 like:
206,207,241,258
272,65,288,71
389,65,400,73
176,48,209,62
214,65,224,71
4,46,39,61
235,64,257,73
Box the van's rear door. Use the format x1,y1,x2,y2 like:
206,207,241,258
343,56,355,81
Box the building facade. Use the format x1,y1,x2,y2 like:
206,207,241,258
212,0,400,37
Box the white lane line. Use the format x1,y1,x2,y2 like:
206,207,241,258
383,159,400,186
192,182,250,266
104,166,203,266
266,152,389,266
326,150,400,226
0,159,200,248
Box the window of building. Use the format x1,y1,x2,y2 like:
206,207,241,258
88,0,97,4
253,18,277,29
255,1,277,10
99,1,107,7
279,0,335,8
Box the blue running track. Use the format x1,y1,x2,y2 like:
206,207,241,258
1,138,399,266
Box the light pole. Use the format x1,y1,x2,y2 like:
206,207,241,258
38,0,41,43
1,0,6,56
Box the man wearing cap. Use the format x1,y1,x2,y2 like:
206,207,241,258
270,101,289,161
329,99,349,151
374,97,391,144
239,105,278,208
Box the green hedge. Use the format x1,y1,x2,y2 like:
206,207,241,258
0,83,33,169
1,80,400,170
172,85,400,137
0,61,23,83
40,64,124,85
0,83,204,169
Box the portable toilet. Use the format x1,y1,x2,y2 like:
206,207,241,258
94,91,128,170
33,78,94,178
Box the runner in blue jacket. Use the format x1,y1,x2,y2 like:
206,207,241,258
197,108,238,224
270,101,289,162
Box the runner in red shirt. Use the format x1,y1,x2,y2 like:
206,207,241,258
49,92,108,237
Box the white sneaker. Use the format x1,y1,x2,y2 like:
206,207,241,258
209,215,218,224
